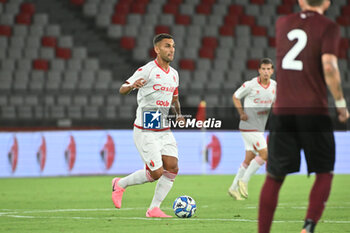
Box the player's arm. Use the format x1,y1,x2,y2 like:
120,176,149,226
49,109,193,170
119,78,146,95
322,54,349,123
172,95,185,122
232,94,248,121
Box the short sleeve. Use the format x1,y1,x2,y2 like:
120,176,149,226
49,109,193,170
321,23,341,56
125,66,150,84
234,81,252,99
173,87,178,96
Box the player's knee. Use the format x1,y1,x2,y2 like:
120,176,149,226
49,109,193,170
258,148,268,161
150,168,163,180
163,163,178,174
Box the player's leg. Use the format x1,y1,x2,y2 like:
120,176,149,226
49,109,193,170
228,150,255,200
112,128,161,208
258,115,300,233
238,133,267,198
298,115,335,233
259,173,285,233
146,131,178,218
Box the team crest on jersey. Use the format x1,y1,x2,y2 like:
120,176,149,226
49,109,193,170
156,74,161,79
143,110,162,129
256,90,260,94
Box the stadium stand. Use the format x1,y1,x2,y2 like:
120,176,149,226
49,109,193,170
0,0,349,129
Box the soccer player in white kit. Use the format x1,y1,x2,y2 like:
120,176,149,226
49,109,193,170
111,34,184,217
228,58,276,200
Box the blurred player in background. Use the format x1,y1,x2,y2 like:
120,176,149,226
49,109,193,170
228,58,276,200
111,33,184,218
258,0,349,232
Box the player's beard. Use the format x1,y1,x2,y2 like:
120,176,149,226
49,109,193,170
161,53,174,63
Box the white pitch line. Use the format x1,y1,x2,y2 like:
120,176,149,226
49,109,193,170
1,207,349,224
2,214,350,224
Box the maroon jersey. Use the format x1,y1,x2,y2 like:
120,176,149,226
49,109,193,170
274,10,340,115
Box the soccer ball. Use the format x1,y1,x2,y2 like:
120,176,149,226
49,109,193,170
173,195,197,218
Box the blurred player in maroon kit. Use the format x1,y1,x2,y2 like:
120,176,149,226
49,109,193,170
258,0,349,233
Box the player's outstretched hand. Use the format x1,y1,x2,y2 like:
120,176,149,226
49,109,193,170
337,107,349,123
132,78,146,89
240,112,248,121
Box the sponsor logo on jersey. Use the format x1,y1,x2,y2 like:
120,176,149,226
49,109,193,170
156,100,170,106
153,84,176,92
143,110,162,129
253,98,273,104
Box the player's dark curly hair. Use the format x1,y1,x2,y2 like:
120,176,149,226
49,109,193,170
153,33,173,46
259,58,274,69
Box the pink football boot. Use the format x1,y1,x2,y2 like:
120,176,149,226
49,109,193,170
111,177,125,208
146,207,172,218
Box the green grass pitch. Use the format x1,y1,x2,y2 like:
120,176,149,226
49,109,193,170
0,175,349,233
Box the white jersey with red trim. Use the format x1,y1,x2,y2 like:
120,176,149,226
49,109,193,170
125,60,179,129
234,77,276,132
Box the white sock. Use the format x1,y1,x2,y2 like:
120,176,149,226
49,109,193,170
230,163,247,190
149,170,176,209
241,156,265,183
118,169,154,189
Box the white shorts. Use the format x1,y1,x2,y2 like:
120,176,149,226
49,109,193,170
241,131,267,152
133,127,178,171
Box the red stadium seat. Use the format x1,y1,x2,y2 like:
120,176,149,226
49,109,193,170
114,4,130,14
196,4,212,15
16,14,32,25
339,38,349,59
268,37,276,47
56,48,72,59
283,0,297,4
199,48,215,59
111,14,127,25
20,3,35,15
33,59,49,71
239,15,255,26
130,3,146,14
163,4,178,14
155,25,170,34
149,48,156,58
175,14,191,25
277,5,293,15
0,25,12,37
252,26,267,36
42,36,57,47
202,37,218,49
179,59,195,70
229,5,244,16
341,6,350,16
336,16,350,26
224,15,239,26
250,0,265,4
70,0,85,6
247,59,260,70
219,25,234,36
120,37,135,50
